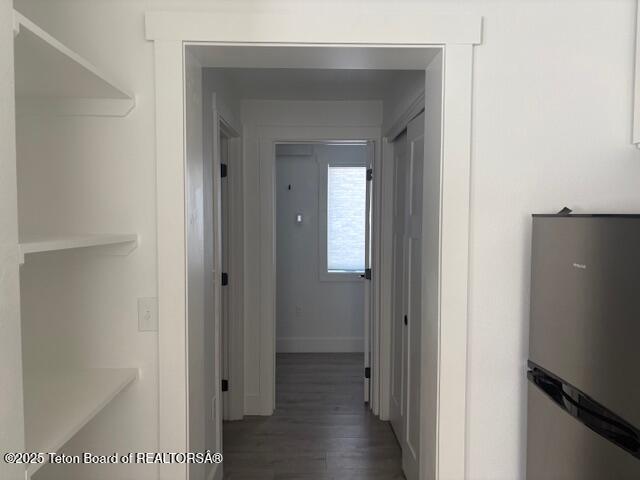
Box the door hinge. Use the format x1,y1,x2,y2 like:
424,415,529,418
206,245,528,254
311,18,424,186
221,163,228,178
364,268,372,280
364,367,371,379
404,315,408,326
221,379,229,392
221,272,229,286
366,168,373,181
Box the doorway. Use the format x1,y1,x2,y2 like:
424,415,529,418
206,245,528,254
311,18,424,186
221,140,408,478
152,21,477,477
274,142,371,401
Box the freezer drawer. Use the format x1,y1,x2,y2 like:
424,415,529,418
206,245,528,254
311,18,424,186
529,216,640,427
527,380,640,480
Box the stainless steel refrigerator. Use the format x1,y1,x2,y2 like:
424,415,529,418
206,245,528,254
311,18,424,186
527,215,640,479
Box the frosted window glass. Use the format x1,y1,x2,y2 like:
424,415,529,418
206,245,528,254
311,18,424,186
327,166,366,272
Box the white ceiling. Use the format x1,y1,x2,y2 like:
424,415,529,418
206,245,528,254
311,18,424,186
205,68,424,101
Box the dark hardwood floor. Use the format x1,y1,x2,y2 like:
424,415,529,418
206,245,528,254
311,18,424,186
222,353,405,479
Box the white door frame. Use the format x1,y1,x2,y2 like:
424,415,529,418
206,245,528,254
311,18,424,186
147,10,479,480
215,109,244,422
254,127,382,415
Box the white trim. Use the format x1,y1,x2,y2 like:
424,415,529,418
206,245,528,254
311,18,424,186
435,44,473,480
370,134,382,416
276,337,364,353
145,11,482,45
209,104,224,458
252,124,382,415
149,15,479,478
224,131,245,422
154,39,188,480
377,138,395,421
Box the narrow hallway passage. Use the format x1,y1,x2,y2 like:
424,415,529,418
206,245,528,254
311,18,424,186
223,353,405,479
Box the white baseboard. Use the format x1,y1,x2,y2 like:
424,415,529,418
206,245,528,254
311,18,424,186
276,336,364,353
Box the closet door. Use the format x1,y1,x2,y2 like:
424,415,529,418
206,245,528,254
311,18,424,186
403,112,425,480
390,131,409,440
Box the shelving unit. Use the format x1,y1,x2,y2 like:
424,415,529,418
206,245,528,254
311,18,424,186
24,369,138,477
19,233,138,264
13,10,135,117
12,9,140,479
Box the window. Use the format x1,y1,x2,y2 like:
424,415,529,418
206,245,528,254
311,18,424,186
318,143,369,281
327,166,366,273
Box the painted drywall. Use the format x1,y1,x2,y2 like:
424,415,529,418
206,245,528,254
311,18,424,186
10,1,640,479
276,144,365,353
0,2,25,480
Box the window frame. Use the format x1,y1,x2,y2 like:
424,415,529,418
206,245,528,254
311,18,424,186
318,151,368,283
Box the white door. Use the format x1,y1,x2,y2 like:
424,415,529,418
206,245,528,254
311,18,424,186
220,132,230,420
403,111,425,480
210,111,223,454
363,142,374,403
390,131,409,440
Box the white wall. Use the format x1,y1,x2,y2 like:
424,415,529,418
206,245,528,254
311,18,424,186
0,2,25,480
462,3,640,478
10,1,640,479
275,144,365,353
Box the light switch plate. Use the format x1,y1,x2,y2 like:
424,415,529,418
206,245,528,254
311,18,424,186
138,297,158,332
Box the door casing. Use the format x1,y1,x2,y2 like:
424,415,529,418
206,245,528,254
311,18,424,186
147,10,479,480
215,114,243,422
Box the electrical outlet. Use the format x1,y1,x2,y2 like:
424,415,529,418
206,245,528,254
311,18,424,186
138,297,158,332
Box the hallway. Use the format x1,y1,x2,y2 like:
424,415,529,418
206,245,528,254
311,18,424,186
223,353,405,479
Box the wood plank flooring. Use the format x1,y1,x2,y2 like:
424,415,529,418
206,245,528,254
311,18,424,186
223,353,405,479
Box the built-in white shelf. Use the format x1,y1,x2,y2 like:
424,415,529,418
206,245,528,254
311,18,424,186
19,233,138,264
23,368,138,477
13,10,135,117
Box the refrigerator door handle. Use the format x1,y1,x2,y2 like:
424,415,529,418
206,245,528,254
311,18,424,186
528,363,640,460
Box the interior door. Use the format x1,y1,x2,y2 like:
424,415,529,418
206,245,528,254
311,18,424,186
363,142,373,404
220,132,230,420
403,112,425,480
212,113,223,454
390,131,409,439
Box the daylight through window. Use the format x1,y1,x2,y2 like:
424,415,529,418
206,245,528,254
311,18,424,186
327,166,366,273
